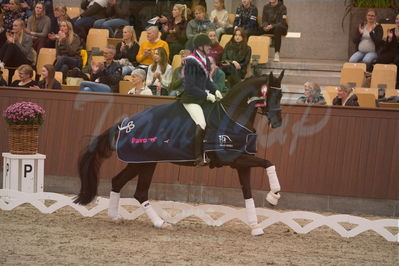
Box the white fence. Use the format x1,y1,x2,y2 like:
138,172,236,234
1,189,398,242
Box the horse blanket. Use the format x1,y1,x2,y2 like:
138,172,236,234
116,101,257,163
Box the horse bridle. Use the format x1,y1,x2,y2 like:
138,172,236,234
247,84,281,115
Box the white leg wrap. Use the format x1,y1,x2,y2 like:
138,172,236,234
266,166,280,192
108,191,120,221
245,198,258,226
142,201,164,228
245,198,264,236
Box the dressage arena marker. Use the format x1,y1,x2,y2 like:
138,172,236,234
1,189,398,242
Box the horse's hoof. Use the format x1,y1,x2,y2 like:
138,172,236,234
159,222,173,230
266,191,281,206
251,225,264,236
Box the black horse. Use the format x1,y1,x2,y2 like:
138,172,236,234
74,71,284,236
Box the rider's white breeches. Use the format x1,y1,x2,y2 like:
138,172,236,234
183,103,206,130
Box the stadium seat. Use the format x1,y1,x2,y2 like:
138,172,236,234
322,87,338,105
370,69,396,90
138,31,162,45
219,34,231,48
91,56,105,65
342,62,367,72
373,64,397,77
378,102,399,109
107,38,123,47
248,35,270,64
61,84,79,90
340,68,364,87
1,68,9,83
86,29,109,52
36,48,56,75
384,89,399,98
356,93,376,108
66,7,80,18
119,80,133,94
354,87,378,98
228,14,235,25
381,23,396,39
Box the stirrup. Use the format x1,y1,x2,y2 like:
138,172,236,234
266,191,281,206
250,224,264,236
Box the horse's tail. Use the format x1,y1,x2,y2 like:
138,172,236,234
73,123,119,205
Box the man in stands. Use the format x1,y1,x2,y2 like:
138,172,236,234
136,26,170,67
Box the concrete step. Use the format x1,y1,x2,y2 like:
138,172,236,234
262,58,344,72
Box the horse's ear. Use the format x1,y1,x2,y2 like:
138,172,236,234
278,70,285,82
269,71,274,81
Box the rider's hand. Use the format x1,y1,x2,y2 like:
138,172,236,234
215,90,223,100
206,92,216,103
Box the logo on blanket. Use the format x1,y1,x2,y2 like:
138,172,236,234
218,135,233,147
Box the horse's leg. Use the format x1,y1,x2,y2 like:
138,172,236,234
108,163,140,221
234,154,281,205
133,163,170,229
237,167,264,236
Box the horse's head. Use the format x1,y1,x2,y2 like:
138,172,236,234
221,70,284,129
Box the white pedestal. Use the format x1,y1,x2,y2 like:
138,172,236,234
2,152,46,193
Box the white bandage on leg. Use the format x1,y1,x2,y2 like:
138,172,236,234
183,103,206,130
108,191,120,221
142,201,164,228
266,166,280,193
245,198,258,226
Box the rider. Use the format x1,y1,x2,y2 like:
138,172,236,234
180,34,222,165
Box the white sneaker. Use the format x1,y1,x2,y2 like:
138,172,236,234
273,52,280,62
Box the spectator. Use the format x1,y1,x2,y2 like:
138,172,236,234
185,0,207,20
161,3,188,62
10,64,38,87
349,8,383,72
32,64,62,90
79,45,122,93
146,47,172,95
72,0,107,42
231,0,258,37
48,5,71,48
261,0,288,62
114,25,139,76
332,84,359,106
1,0,29,47
208,55,226,94
186,5,215,43
296,81,326,105
127,68,153,95
136,26,170,67
93,0,130,38
221,27,251,89
0,19,33,68
25,1,51,52
209,0,229,40
53,20,82,75
206,29,223,65
168,49,190,96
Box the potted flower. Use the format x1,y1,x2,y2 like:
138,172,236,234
3,102,45,154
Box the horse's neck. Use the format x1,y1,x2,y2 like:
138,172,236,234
222,100,257,131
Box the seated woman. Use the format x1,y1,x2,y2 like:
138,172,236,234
0,19,34,68
72,0,107,41
261,0,288,62
349,8,383,72
1,0,29,47
209,0,230,40
221,27,251,89
230,0,259,37
48,5,71,48
25,1,51,52
161,3,188,62
207,29,224,65
10,64,38,87
332,84,359,106
115,25,139,76
168,49,190,96
53,20,82,76
93,0,130,38
146,47,172,95
186,5,215,43
296,81,326,105
33,64,62,90
127,68,153,95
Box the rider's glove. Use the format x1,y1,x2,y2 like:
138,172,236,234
215,90,223,100
206,92,216,103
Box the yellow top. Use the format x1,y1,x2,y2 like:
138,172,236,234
136,39,170,66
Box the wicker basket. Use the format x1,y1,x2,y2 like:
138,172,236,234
8,125,40,154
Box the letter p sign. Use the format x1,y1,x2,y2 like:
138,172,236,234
24,164,33,178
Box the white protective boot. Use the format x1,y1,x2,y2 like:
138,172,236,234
108,191,121,221
142,201,171,229
266,166,281,206
245,198,264,236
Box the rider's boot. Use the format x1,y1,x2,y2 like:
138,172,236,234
194,125,209,166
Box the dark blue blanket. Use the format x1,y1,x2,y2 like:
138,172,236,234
116,101,257,163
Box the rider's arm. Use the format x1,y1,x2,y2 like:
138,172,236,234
183,59,208,99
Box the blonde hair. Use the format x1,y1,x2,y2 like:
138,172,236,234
54,5,70,20
13,19,25,44
338,83,354,94
59,20,75,45
18,64,34,78
123,25,138,45
174,4,187,20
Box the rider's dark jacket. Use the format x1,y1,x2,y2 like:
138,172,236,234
179,50,216,105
